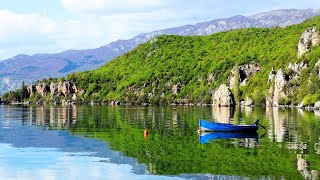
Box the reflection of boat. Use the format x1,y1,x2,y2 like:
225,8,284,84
199,119,259,132
199,132,258,144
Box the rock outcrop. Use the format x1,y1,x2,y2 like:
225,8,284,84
28,81,78,101
229,63,261,89
272,69,287,106
207,73,215,84
212,84,234,106
268,67,276,83
315,101,320,109
172,82,182,95
298,27,320,58
288,61,307,74
240,96,253,106
27,85,36,97
35,83,50,97
58,81,78,97
315,59,320,77
266,62,307,106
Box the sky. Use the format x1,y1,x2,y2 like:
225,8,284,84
0,0,319,60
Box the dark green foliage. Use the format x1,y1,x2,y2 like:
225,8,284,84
19,82,29,100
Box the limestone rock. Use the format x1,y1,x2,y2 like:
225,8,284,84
267,68,288,107
57,81,78,97
35,83,50,97
24,81,78,103
207,73,215,84
27,85,36,97
72,94,77,101
288,61,307,74
298,27,320,58
315,101,320,108
50,83,58,97
240,96,253,106
212,84,234,107
273,69,287,106
268,67,276,83
172,82,182,95
229,63,261,89
315,59,320,77
266,88,274,107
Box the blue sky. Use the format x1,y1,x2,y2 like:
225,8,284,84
0,0,319,60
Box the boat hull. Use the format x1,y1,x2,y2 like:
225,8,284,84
199,119,258,132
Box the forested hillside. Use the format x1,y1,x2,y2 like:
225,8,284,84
3,16,320,106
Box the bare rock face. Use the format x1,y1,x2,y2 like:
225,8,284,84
35,83,50,97
315,101,320,108
212,84,234,107
25,81,78,102
172,82,182,95
268,67,276,83
229,63,261,89
266,69,288,106
288,61,307,74
298,27,320,58
207,73,215,84
266,61,307,106
50,83,58,97
27,85,36,97
57,81,78,97
240,96,253,106
315,59,320,77
273,69,287,106
266,88,274,107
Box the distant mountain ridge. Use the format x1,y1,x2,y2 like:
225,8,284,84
1,8,320,94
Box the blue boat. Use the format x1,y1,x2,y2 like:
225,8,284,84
199,132,258,144
198,119,259,132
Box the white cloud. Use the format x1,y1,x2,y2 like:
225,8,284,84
0,10,57,43
0,7,188,60
60,0,164,13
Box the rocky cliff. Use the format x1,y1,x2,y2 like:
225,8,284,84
212,84,234,106
298,27,320,58
26,81,78,104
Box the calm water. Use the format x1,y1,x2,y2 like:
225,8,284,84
0,105,319,180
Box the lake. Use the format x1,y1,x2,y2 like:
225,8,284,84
0,105,319,179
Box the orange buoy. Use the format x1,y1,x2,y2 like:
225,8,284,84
144,128,148,138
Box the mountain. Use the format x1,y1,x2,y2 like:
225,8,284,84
1,8,320,94
3,16,320,108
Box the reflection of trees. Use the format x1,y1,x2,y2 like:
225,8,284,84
21,105,320,178
65,106,304,178
315,137,320,155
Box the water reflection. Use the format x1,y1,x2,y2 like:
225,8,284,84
0,105,319,179
211,107,233,123
199,132,258,146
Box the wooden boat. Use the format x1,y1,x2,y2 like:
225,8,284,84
198,119,259,132
199,132,258,144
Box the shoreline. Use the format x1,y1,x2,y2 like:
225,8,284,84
1,100,320,110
